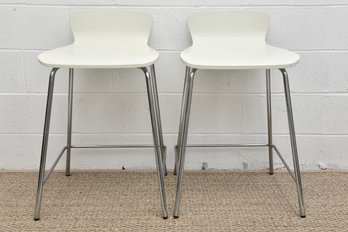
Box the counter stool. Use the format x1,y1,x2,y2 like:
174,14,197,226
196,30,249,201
34,10,168,220
173,11,305,218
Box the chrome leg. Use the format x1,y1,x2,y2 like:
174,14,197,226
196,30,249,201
34,68,59,220
174,67,190,175
279,68,306,218
173,145,178,175
150,64,167,176
66,68,74,176
174,67,197,218
141,67,168,219
266,69,273,175
162,146,167,176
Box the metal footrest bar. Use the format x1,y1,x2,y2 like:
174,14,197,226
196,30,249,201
175,143,296,182
272,145,296,182
71,144,158,149
186,143,268,148
174,143,268,175
42,144,166,185
43,146,67,184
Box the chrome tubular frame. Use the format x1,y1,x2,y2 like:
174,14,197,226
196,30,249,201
173,67,305,218
266,69,274,175
174,67,190,175
141,66,168,219
150,64,168,176
66,68,74,176
279,68,305,218
174,67,197,218
34,66,168,220
34,68,59,220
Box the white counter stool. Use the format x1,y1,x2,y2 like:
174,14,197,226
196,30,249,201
174,11,305,218
34,10,168,220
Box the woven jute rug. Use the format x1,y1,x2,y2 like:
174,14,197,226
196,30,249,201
0,171,347,231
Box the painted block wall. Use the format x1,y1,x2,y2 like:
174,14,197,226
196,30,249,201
0,1,348,171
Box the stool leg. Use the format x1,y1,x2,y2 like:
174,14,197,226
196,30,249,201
66,68,74,176
34,68,59,220
173,145,178,175
266,69,274,175
150,64,167,176
174,67,197,218
280,68,306,218
142,67,168,219
174,67,190,175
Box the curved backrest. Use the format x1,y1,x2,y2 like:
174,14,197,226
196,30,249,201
70,10,153,45
188,11,270,45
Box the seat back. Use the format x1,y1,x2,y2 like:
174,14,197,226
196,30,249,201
70,10,152,46
188,11,270,45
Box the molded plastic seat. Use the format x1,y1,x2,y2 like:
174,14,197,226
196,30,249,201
38,10,159,68
180,11,300,69
39,44,159,68
181,44,299,69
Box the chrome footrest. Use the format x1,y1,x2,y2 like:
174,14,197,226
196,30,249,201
43,144,166,185
174,143,295,182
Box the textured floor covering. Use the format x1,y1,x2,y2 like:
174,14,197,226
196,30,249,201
0,171,348,231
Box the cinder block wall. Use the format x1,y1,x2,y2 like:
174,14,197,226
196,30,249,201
1,1,347,170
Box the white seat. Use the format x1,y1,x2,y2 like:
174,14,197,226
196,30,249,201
38,10,159,68
39,44,159,69
34,10,168,220
181,44,299,69
180,11,300,69
174,11,305,219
